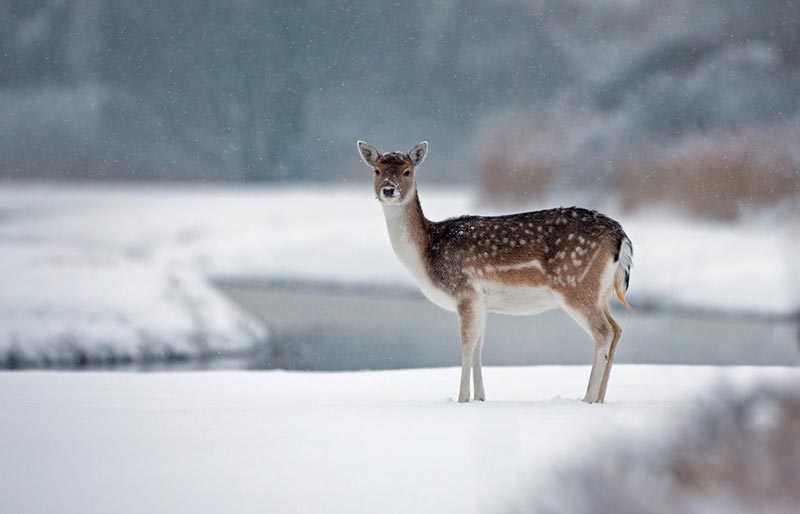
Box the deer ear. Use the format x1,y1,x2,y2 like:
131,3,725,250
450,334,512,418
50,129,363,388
357,141,380,167
408,141,428,167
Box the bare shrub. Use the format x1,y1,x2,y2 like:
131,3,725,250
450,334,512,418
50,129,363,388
481,111,799,219
522,381,800,514
477,116,563,205
476,108,615,205
620,123,800,219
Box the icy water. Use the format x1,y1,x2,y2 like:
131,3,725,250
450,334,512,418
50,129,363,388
216,279,800,370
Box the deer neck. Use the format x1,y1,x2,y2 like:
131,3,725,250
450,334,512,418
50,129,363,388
382,188,430,280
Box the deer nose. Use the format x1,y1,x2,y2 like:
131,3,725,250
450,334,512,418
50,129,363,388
382,187,396,197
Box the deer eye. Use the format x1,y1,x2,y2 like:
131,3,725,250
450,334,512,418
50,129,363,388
374,169,380,176
403,169,411,177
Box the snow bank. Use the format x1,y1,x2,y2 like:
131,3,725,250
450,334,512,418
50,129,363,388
1,365,798,514
0,183,795,366
0,185,268,366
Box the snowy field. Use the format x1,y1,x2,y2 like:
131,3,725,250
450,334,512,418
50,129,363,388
0,183,797,366
1,365,798,514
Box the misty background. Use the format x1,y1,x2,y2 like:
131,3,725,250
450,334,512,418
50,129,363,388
1,0,798,211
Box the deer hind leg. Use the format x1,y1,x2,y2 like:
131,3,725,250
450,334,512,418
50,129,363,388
457,299,486,403
472,331,486,401
598,307,622,403
584,309,615,403
561,304,613,403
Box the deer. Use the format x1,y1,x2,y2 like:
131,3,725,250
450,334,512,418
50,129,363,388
357,140,633,403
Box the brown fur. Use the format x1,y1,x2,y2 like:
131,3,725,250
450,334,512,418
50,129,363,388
418,200,628,307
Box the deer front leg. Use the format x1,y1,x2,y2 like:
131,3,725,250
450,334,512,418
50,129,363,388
457,299,486,403
472,332,486,401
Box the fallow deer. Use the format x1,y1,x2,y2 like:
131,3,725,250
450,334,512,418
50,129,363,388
357,140,633,403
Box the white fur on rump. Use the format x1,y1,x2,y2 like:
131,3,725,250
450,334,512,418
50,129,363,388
616,236,633,292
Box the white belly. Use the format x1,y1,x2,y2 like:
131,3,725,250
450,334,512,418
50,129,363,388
482,282,559,316
417,278,458,312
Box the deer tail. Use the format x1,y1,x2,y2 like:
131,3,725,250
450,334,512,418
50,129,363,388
613,235,633,312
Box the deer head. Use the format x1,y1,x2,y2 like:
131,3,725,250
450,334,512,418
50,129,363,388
357,141,428,205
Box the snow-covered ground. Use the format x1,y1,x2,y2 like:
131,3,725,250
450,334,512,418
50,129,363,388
1,365,798,514
0,183,796,365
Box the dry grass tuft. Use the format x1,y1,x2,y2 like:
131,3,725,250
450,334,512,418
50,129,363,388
478,114,800,219
620,124,800,220
526,382,800,514
476,114,574,205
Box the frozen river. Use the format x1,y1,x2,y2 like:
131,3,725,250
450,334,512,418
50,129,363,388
216,278,800,370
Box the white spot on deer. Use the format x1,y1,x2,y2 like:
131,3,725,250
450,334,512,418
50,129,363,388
578,236,585,244
590,241,597,248
548,227,554,233
519,239,526,245
568,233,574,241
578,249,602,282
502,237,508,243
571,211,579,218
510,240,516,247
492,258,546,273
573,259,582,266
555,238,561,246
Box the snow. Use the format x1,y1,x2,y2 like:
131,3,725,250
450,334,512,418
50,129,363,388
625,212,798,316
0,183,796,365
1,365,798,514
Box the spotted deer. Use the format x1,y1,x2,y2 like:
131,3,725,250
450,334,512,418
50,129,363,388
357,140,633,403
